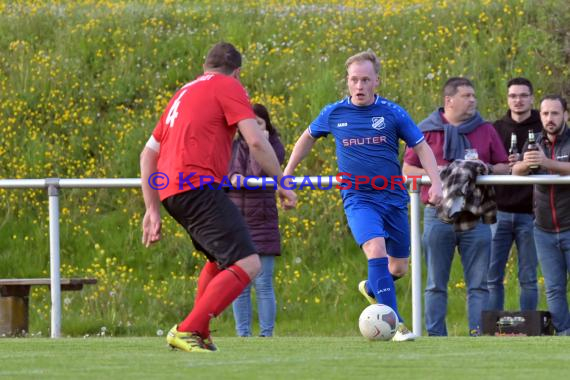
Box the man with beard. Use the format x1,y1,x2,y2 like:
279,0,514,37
513,95,570,335
488,78,541,312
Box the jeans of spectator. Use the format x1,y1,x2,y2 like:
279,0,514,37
488,211,538,311
423,206,491,336
232,255,276,337
533,227,570,333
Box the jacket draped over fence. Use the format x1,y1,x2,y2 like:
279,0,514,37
436,159,497,232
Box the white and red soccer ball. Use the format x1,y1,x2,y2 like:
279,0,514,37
358,304,399,341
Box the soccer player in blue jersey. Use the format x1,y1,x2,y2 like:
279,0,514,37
284,50,442,341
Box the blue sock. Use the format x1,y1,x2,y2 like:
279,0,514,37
367,257,403,323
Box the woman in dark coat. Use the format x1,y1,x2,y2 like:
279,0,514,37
228,104,284,337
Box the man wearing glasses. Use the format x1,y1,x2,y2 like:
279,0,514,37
487,77,542,312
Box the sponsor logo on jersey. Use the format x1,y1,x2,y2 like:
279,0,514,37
342,136,387,147
372,116,385,131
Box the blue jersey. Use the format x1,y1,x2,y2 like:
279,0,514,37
308,95,424,205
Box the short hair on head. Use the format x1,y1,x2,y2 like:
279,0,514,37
443,77,474,97
507,77,533,94
540,94,568,111
204,42,242,75
345,49,381,75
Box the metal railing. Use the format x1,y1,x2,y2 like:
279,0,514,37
1,175,569,338
1,179,140,338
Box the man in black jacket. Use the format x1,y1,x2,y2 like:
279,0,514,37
488,78,541,311
513,95,570,335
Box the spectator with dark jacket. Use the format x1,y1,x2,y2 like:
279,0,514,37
488,77,541,312
513,95,570,335
228,104,285,337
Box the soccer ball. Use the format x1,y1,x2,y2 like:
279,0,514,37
358,304,399,341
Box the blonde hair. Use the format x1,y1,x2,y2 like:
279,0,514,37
345,49,381,74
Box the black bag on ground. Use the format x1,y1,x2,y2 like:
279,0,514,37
482,310,554,336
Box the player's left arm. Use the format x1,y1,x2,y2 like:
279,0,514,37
413,141,443,205
395,106,442,204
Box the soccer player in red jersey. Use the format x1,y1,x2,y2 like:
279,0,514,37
140,42,296,352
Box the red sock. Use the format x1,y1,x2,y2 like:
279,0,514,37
194,261,221,306
178,264,251,336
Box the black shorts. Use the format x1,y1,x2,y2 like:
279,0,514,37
162,188,257,269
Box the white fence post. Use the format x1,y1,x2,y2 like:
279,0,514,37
46,178,61,338
409,186,423,336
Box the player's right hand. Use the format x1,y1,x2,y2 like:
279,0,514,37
142,209,162,247
278,187,297,210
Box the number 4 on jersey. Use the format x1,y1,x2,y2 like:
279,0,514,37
165,89,187,128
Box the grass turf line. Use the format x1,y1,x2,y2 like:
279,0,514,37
0,336,569,380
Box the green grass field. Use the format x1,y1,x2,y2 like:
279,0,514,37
1,336,569,380
1,0,570,339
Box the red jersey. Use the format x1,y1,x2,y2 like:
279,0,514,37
151,73,255,200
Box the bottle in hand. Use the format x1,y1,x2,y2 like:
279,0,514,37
527,129,539,171
509,133,518,159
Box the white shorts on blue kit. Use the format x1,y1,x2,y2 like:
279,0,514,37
343,192,411,258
